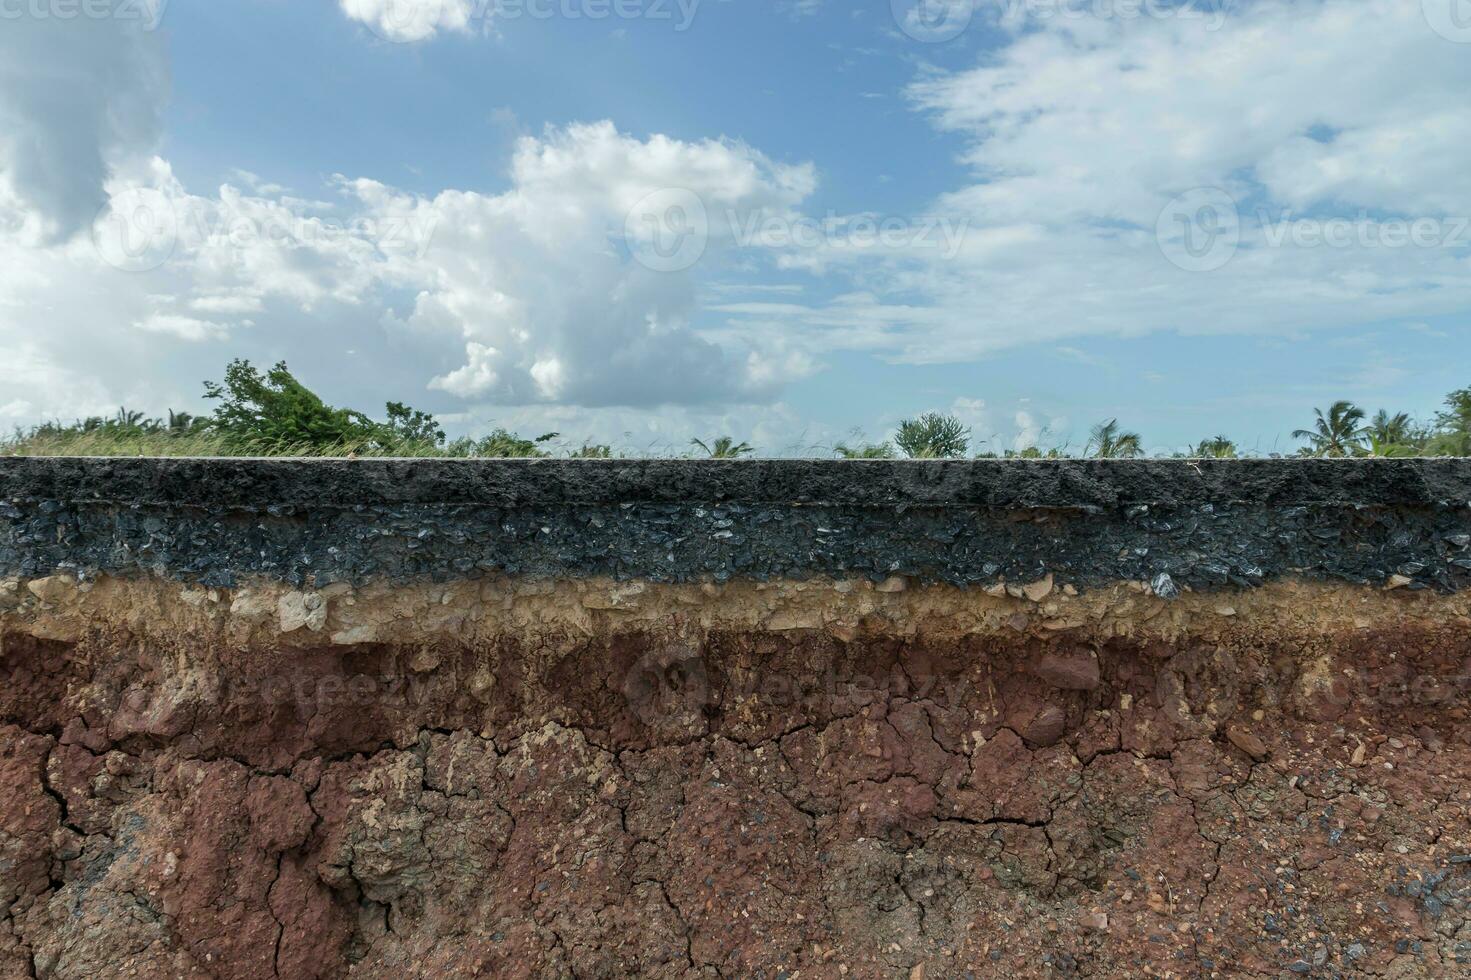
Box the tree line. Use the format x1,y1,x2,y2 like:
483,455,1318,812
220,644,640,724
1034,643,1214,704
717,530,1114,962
4,359,1470,460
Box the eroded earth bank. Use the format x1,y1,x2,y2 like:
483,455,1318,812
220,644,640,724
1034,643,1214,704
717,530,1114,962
4,459,1471,978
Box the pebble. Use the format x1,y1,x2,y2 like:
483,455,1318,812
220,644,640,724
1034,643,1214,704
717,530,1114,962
1150,573,1180,600
1227,726,1269,761
1022,574,1054,602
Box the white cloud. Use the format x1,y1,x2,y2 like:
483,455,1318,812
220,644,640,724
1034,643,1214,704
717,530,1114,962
362,121,817,406
338,0,476,42
132,313,230,342
704,0,1471,366
2,120,820,424
780,0,824,18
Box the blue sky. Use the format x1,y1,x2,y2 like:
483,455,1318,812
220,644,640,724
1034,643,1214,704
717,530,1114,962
2,0,1470,454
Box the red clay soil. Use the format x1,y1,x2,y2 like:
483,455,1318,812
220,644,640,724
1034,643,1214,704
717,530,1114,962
3,578,1471,978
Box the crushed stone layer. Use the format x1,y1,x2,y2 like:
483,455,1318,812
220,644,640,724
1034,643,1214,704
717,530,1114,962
3,575,1471,978
6,467,1471,593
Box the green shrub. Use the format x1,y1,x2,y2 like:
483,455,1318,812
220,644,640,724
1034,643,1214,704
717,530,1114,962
894,414,969,458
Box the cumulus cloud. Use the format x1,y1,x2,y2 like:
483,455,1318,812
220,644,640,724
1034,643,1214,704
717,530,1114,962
133,313,230,342
362,122,816,406
715,0,1471,364
2,121,819,424
338,0,477,42
0,13,167,243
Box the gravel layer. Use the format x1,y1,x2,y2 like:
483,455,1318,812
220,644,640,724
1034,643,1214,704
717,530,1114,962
3,458,1471,591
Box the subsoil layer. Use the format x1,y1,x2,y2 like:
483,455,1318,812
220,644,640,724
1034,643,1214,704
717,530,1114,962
3,575,1471,978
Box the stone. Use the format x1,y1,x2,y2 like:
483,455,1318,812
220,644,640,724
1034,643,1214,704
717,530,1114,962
766,610,822,631
1033,649,1101,691
26,575,75,604
875,576,907,594
409,647,442,673
230,589,275,622
1150,573,1180,600
331,625,378,646
1022,574,1054,602
1226,726,1268,761
278,591,327,633
1010,700,1068,748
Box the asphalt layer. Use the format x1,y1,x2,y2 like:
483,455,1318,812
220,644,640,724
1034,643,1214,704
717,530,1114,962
3,458,1471,591
5,457,1471,508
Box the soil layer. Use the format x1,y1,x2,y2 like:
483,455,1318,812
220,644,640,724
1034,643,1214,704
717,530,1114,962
3,575,1471,979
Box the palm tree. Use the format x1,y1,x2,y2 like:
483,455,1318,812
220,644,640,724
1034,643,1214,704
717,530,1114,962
167,410,204,433
1088,420,1143,459
1366,435,1418,458
894,413,970,458
1293,401,1367,457
1191,435,1238,459
691,436,754,459
1366,410,1412,447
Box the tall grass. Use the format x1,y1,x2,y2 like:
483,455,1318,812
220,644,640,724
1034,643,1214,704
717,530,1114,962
0,429,504,459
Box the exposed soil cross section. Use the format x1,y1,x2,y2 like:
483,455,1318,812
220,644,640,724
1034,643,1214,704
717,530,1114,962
3,459,1471,978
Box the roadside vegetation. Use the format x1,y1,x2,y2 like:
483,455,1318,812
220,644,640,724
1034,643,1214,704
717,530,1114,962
4,359,1470,459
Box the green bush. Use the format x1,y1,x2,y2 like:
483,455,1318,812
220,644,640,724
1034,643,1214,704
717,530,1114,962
894,414,969,458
